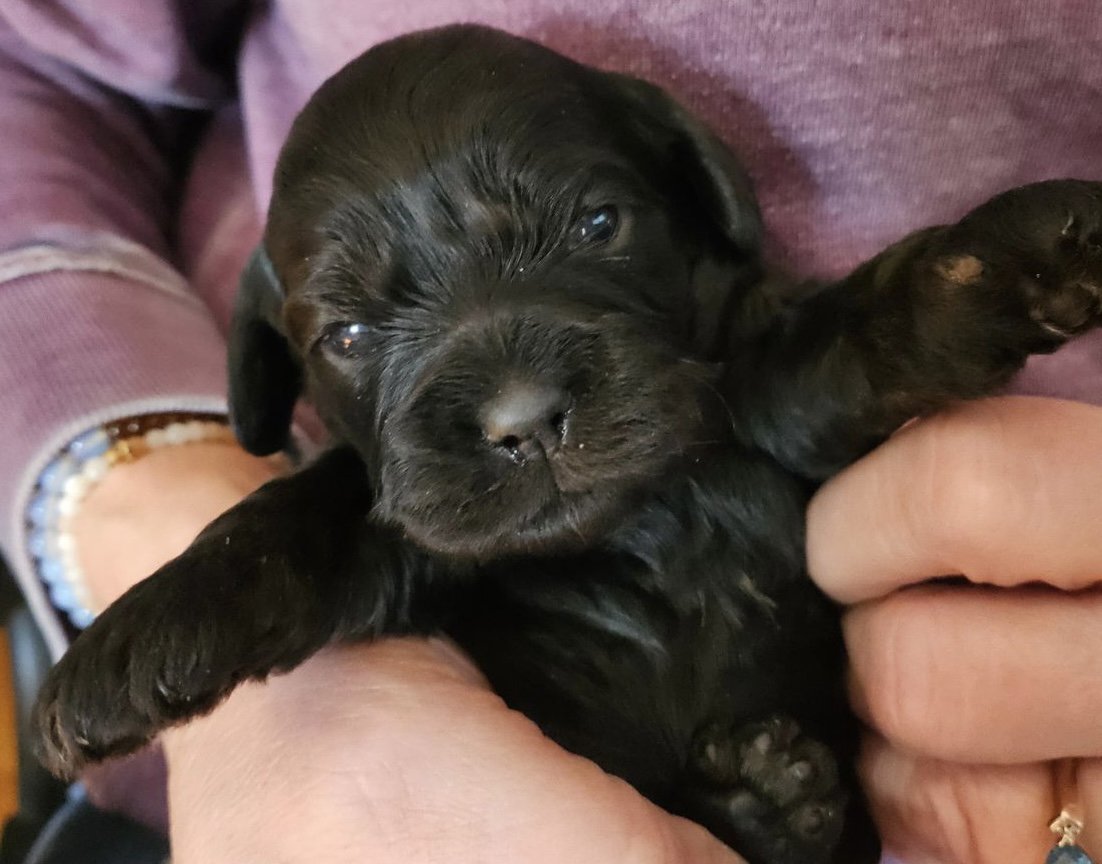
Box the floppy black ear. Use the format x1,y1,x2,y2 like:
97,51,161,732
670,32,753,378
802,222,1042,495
607,74,763,259
228,246,302,456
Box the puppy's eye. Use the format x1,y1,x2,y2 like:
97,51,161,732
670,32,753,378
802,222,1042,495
319,322,373,358
571,206,619,246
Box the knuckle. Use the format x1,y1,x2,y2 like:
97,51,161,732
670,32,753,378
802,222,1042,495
908,403,1022,581
850,596,941,750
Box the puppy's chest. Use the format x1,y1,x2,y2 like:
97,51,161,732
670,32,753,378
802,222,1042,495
608,454,812,609
458,454,819,653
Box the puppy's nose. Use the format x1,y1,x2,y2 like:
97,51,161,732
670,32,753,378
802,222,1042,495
481,382,570,459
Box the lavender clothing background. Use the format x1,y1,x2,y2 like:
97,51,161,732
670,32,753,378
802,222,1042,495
0,0,1097,855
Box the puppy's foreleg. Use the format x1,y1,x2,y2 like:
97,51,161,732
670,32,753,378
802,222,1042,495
34,446,425,779
726,179,1102,479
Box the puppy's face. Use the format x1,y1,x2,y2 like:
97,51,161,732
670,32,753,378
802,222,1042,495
231,25,763,559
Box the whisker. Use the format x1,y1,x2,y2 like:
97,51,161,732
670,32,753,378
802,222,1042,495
697,376,738,433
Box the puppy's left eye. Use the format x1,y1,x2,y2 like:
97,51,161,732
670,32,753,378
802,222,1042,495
571,206,619,246
319,322,373,358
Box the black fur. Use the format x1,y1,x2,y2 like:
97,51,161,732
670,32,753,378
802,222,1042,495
34,25,1102,864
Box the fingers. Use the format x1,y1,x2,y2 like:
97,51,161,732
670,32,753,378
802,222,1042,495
862,734,1102,864
859,732,1065,864
807,397,1102,604
1080,760,1102,854
844,583,1102,764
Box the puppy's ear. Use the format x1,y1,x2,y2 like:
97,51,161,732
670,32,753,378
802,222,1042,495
228,246,302,455
608,74,763,258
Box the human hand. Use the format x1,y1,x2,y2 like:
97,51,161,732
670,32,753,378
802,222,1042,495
162,638,743,864
807,396,1102,864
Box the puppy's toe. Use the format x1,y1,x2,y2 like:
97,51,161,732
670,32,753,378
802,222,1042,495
33,655,159,781
34,694,86,781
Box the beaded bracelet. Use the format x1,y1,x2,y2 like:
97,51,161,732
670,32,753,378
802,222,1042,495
25,412,237,629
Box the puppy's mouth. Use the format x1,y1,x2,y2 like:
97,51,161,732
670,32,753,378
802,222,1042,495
375,434,642,559
390,472,630,560
371,353,719,561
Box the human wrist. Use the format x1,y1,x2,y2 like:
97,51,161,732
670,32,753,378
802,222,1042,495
72,438,284,610
26,413,286,619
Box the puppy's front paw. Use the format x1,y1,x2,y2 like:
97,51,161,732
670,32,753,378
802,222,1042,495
685,715,847,864
33,574,240,780
933,179,1102,350
1026,193,1102,338
32,519,310,779
33,451,383,779
35,649,157,780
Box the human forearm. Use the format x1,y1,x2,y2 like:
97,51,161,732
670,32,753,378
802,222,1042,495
0,15,244,649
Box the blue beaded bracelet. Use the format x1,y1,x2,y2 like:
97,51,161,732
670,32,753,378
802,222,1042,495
24,412,233,629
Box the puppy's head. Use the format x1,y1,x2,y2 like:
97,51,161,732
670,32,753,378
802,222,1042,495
230,24,763,558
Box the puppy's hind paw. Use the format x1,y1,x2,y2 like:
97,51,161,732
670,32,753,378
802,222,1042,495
683,716,848,864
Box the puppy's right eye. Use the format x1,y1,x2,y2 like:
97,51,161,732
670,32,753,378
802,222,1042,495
318,323,374,358
571,205,619,246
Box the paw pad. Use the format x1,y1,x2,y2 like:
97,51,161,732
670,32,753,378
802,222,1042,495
934,254,985,286
788,760,815,783
792,801,844,843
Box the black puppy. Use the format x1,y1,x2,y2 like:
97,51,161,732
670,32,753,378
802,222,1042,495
34,24,1102,864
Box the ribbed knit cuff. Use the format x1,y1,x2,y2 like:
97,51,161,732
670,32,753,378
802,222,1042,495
0,267,231,659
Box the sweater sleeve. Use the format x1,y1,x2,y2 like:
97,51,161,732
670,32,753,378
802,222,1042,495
0,2,248,656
